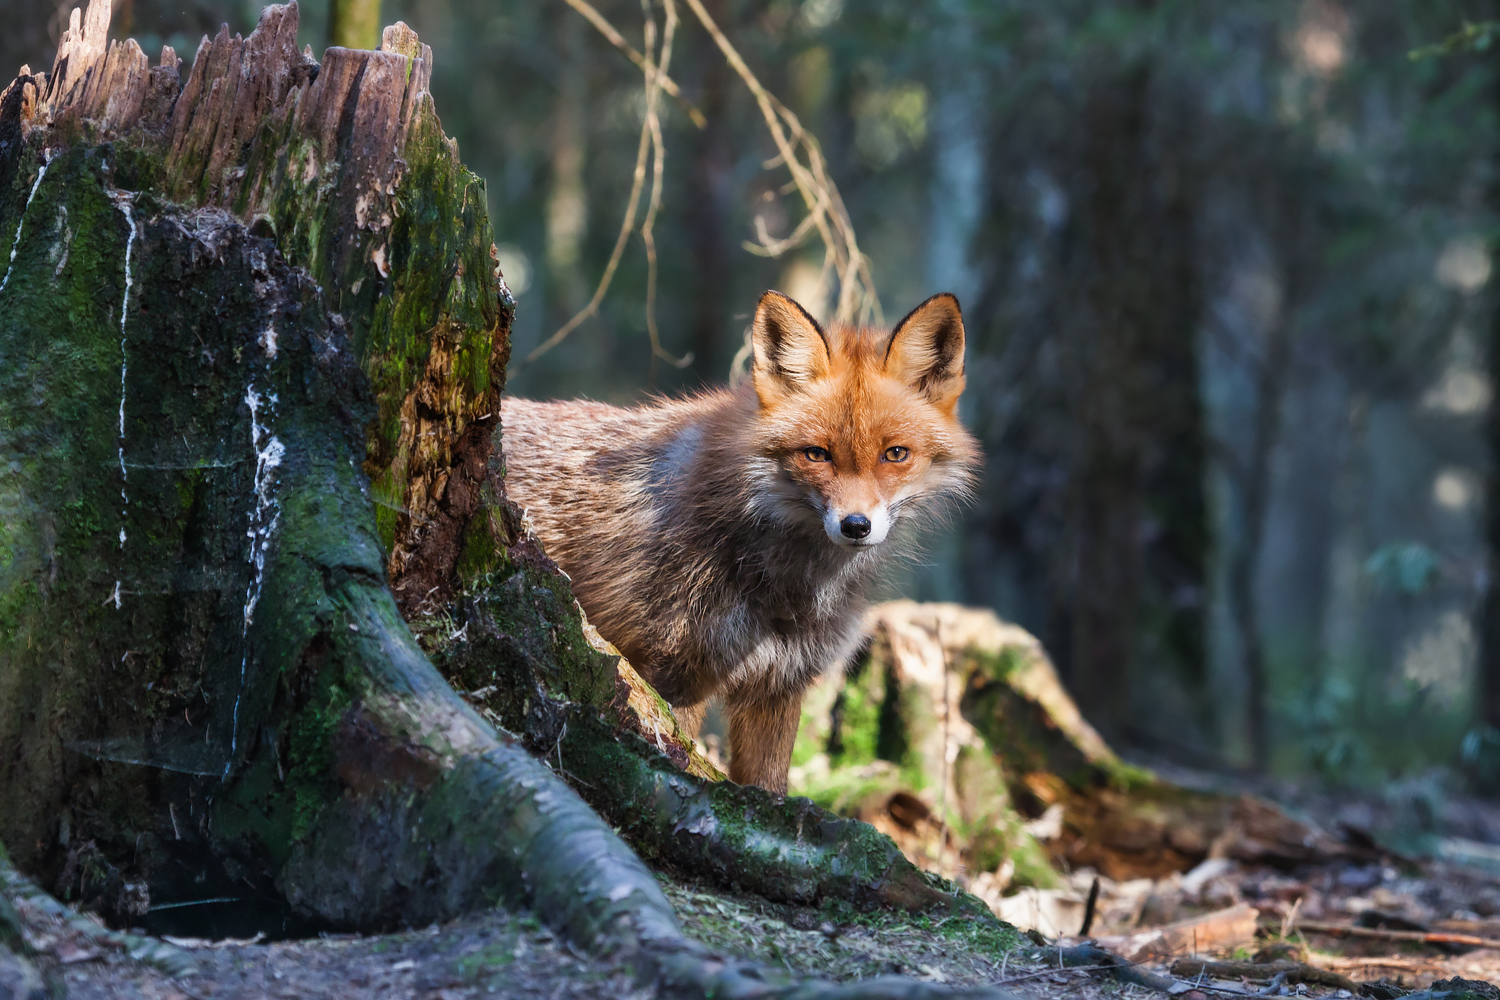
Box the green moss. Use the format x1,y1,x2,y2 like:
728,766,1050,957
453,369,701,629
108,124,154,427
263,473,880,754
454,498,513,587
287,672,355,840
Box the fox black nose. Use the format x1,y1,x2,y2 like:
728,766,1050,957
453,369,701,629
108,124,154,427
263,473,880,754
840,514,871,539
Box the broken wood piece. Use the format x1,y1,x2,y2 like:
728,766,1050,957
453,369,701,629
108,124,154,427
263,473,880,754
1169,958,1360,993
1295,920,1500,951
1097,903,1259,961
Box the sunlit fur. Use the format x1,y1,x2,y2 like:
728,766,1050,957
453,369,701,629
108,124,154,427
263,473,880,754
500,291,979,792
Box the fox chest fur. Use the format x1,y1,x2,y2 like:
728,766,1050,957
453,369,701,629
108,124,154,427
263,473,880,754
502,390,883,707
499,291,978,792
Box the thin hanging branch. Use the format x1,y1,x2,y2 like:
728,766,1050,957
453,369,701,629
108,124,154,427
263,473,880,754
538,0,879,372
678,0,880,327
558,0,707,128
525,1,670,365
640,0,693,374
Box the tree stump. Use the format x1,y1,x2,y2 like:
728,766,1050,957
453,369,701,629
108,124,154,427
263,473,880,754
0,5,1005,996
792,601,1377,906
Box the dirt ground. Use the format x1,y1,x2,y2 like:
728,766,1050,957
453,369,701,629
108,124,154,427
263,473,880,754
21,857,1500,1000
18,771,1500,999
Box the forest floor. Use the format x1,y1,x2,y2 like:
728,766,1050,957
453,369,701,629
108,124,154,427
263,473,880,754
17,767,1500,999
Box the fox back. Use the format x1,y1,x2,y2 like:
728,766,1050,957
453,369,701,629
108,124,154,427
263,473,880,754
500,292,979,790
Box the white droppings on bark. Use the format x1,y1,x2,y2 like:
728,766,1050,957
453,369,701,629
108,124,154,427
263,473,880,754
230,351,286,770
110,190,138,575
0,152,53,296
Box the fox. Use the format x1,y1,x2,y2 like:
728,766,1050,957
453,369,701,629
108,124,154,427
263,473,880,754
499,290,979,792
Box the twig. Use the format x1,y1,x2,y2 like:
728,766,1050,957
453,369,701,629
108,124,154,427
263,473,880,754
678,0,878,327
557,0,707,127
1293,919,1500,949
1279,896,1302,940
639,0,692,377
526,0,669,365
1170,959,1360,994
997,963,1113,985
1314,956,1433,971
1050,942,1178,994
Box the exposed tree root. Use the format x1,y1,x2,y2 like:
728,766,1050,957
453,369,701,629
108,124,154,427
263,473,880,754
435,562,994,918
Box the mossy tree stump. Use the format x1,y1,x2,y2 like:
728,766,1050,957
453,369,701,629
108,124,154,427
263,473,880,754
790,602,1377,908
0,4,1009,996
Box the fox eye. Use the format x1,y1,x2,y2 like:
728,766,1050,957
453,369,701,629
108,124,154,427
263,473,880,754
802,446,831,463
883,446,910,463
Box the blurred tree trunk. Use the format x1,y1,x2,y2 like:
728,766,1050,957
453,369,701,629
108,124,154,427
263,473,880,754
1483,79,1500,740
1057,56,1206,745
1227,309,1290,772
328,0,380,51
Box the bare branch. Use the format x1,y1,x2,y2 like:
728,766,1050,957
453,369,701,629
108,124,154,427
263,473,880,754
526,25,661,363
678,0,879,327
558,0,707,129
641,0,692,372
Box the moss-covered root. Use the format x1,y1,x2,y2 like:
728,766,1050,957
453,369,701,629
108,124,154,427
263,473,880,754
436,554,992,920
1405,980,1500,1000
0,843,196,981
270,586,1012,1000
557,713,989,918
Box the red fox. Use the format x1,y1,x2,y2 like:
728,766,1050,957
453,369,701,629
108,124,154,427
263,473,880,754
500,291,979,792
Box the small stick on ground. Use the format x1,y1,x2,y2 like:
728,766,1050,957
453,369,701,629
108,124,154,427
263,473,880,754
1294,920,1500,950
1170,958,1361,994
1079,876,1101,936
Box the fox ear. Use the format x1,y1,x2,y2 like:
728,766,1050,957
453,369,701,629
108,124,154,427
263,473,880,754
751,290,830,403
883,293,966,411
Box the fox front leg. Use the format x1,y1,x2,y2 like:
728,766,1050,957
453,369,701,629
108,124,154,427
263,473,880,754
723,687,803,794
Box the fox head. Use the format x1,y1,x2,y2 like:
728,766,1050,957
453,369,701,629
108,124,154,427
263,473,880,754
747,290,979,549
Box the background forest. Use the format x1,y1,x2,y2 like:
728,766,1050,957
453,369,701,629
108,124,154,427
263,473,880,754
5,0,1497,815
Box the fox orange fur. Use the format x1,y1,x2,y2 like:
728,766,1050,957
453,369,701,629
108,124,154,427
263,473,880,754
500,291,979,792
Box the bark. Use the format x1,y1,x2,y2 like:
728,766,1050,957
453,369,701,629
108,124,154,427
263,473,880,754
793,603,1378,894
0,6,1009,996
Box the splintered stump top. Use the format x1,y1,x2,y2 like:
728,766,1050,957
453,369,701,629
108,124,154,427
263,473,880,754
3,0,511,613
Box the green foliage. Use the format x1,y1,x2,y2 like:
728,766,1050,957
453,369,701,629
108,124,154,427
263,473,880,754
1365,543,1441,596
1410,21,1500,60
